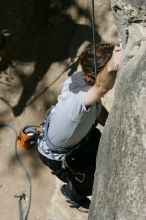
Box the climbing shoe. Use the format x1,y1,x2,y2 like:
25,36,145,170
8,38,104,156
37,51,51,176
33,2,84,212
60,184,91,213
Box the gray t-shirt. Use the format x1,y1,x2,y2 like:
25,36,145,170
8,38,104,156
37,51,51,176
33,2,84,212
38,71,101,156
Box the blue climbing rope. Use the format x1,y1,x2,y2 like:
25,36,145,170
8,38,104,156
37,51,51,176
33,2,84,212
0,124,32,220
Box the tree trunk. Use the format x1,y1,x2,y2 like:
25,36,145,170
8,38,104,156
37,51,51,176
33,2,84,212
88,1,146,220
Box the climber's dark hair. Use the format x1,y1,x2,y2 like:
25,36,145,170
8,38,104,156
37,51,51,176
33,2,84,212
79,42,114,80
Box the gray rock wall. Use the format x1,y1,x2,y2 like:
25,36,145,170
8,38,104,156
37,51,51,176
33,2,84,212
88,1,146,220
112,0,146,47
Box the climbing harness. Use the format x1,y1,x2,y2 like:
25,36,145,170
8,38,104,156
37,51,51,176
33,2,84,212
0,124,32,220
43,114,87,184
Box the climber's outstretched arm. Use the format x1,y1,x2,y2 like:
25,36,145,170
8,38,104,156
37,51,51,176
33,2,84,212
85,46,122,106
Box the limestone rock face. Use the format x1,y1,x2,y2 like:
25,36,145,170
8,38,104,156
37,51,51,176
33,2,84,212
88,1,146,220
112,0,146,46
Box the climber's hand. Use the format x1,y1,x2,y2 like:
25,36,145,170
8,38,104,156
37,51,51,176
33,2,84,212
107,46,122,72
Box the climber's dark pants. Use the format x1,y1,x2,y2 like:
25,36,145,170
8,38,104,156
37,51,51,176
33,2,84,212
39,127,101,202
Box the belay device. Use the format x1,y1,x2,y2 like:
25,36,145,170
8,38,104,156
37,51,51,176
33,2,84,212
17,126,40,149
